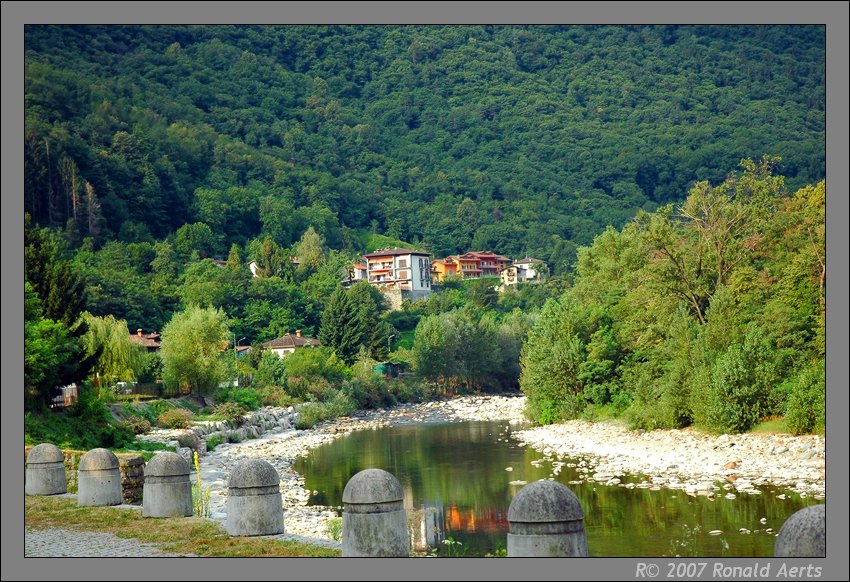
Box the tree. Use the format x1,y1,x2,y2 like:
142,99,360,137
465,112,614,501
25,213,87,328
519,297,587,424
24,282,79,408
252,235,293,281
347,281,391,360
295,226,326,272
160,305,231,395
318,286,363,365
75,312,146,388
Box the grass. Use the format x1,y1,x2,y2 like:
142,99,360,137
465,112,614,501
359,231,422,253
397,329,416,350
25,496,339,557
751,416,789,434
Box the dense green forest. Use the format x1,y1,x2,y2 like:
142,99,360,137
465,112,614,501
24,25,825,441
25,25,824,266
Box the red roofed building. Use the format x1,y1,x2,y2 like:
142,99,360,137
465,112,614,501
129,329,161,352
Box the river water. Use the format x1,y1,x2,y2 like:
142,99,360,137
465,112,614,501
293,420,820,557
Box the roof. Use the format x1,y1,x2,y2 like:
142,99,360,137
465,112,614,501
261,333,320,349
515,256,546,265
363,247,430,258
129,330,161,349
469,251,512,262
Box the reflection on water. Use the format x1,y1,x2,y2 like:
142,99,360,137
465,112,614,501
293,421,821,557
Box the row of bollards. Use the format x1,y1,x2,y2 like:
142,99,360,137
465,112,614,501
26,443,825,557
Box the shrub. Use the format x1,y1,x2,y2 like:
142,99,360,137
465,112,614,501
295,403,327,430
121,415,152,435
323,389,357,418
214,402,247,427
700,328,779,433
256,385,296,408
784,363,825,435
326,517,343,542
157,408,194,429
205,433,224,452
214,387,261,411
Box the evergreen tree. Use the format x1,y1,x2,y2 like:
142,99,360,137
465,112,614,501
319,286,363,364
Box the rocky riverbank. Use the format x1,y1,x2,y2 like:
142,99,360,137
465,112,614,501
138,393,824,549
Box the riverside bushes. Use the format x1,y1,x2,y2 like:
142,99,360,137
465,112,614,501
520,163,825,434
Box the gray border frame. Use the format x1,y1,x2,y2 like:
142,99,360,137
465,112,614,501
3,2,847,580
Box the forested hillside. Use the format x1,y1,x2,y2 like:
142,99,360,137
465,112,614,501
25,25,824,267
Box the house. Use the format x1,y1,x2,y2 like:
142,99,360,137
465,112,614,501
450,253,483,279
468,251,512,277
129,329,161,352
260,330,320,358
430,257,459,282
513,257,547,280
500,265,528,287
363,247,432,301
432,250,512,281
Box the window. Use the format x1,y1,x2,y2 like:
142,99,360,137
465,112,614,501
398,259,407,269
399,270,409,280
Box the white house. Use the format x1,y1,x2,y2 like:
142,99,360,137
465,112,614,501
260,330,320,358
363,247,432,301
513,257,547,280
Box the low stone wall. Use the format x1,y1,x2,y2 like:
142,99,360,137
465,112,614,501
137,406,299,457
25,446,145,504
116,454,145,505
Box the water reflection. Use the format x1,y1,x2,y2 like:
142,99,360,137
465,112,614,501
293,421,820,557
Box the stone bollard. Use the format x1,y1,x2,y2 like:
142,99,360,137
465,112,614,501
225,458,284,536
78,448,123,507
25,443,67,496
143,452,193,518
507,480,588,557
774,504,825,557
342,468,410,557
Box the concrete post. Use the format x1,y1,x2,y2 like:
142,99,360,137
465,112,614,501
342,468,410,557
77,448,123,506
774,504,825,557
507,480,588,557
25,443,67,496
143,452,193,518
225,458,284,536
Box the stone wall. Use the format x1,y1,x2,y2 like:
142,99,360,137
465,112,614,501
116,454,145,505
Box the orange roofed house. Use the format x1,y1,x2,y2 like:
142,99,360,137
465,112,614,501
363,247,432,301
432,251,512,282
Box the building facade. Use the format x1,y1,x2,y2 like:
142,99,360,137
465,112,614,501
363,248,432,301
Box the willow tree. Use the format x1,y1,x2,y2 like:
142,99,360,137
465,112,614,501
75,312,146,388
160,305,230,395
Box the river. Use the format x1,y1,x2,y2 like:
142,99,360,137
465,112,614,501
293,419,820,557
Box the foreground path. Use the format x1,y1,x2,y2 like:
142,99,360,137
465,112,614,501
25,527,194,557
